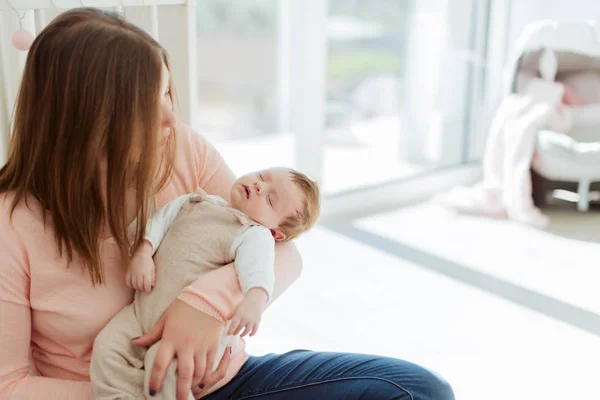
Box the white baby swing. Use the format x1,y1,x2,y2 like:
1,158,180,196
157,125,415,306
506,20,600,212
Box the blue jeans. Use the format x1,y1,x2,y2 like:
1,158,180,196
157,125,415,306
204,350,454,400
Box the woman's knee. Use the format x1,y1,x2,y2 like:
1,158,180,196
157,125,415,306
360,371,453,400
333,353,455,400
413,367,454,400
375,358,454,400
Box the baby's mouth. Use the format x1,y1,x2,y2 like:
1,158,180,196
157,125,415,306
243,184,250,199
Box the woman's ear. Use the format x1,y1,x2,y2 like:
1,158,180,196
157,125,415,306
270,229,286,242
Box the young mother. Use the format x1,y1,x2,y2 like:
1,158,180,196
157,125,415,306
0,8,454,400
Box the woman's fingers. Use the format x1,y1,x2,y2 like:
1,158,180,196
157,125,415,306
132,314,165,347
152,300,228,398
196,347,231,398
176,348,195,400
147,341,175,396
204,350,216,379
191,351,207,392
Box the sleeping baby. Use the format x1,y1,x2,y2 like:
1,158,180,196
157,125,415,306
90,167,320,400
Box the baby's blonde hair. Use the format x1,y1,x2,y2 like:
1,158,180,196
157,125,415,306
280,170,320,241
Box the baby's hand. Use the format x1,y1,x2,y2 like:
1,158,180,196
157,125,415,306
227,288,268,337
126,241,156,293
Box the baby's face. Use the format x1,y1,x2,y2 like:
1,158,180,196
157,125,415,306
230,168,303,241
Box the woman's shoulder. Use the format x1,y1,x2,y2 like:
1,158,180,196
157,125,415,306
173,123,220,175
158,124,224,207
0,192,45,279
0,191,45,230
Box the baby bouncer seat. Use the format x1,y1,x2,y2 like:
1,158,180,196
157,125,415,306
506,20,600,211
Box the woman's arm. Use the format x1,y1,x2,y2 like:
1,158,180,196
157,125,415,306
177,130,303,322
179,240,302,322
135,129,303,399
0,217,94,400
0,304,94,400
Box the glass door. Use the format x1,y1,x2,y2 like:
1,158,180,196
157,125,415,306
193,0,490,213
322,0,489,194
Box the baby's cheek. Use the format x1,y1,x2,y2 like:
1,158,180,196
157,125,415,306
247,203,262,221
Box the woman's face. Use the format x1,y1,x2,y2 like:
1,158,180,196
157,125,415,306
159,63,177,145
129,63,176,164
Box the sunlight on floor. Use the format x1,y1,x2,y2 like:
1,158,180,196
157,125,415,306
245,204,600,400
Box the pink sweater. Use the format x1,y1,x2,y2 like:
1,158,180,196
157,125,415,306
0,126,302,399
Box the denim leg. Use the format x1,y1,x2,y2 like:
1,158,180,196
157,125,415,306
204,350,454,400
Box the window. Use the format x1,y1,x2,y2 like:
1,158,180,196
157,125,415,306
194,0,489,199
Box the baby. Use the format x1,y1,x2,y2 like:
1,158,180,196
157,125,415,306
90,167,320,400
130,166,319,336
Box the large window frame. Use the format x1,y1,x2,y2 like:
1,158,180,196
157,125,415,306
280,0,495,220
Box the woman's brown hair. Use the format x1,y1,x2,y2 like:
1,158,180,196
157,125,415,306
0,8,175,284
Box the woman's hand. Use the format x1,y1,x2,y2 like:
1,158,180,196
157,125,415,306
132,299,231,400
191,347,231,399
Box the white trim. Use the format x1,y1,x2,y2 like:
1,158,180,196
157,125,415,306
289,0,327,181
157,1,197,129
465,0,491,161
0,4,21,158
0,42,9,166
0,0,197,161
320,163,482,223
0,0,186,10
34,9,48,34
124,5,159,40
276,0,291,134
473,0,512,159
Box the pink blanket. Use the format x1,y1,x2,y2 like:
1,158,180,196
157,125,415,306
436,78,572,227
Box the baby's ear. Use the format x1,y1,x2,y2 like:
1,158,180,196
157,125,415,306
270,229,286,242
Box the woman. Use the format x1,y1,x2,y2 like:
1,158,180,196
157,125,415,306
0,8,454,400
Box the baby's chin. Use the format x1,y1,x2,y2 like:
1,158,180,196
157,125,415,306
230,192,247,211
238,205,254,219
236,204,260,223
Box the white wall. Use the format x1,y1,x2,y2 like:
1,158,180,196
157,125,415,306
402,0,482,166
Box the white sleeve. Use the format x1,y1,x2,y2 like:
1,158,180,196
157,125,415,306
145,194,193,255
231,225,275,301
